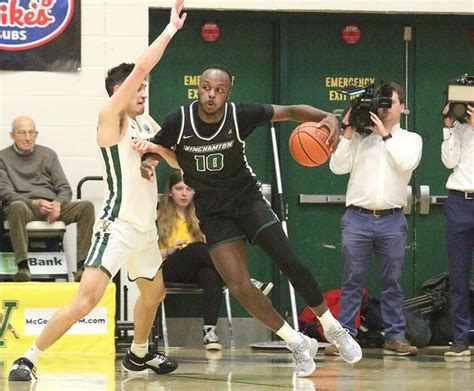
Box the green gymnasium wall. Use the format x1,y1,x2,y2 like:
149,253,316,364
148,10,474,318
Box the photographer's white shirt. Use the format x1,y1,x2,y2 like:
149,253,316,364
330,123,423,209
441,121,474,191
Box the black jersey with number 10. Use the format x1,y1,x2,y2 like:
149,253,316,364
174,101,264,195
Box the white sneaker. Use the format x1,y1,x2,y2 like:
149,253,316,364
203,326,222,351
250,278,274,296
287,333,318,377
323,321,362,364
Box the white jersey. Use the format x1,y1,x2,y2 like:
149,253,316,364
97,115,158,232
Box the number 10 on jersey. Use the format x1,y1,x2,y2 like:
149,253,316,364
194,153,224,172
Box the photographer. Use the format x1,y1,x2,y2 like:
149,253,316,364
441,102,474,357
328,82,422,356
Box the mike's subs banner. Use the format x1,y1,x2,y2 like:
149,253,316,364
0,0,81,71
0,282,115,355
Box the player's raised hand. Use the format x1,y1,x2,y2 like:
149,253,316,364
170,0,187,30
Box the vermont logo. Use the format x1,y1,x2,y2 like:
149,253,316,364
0,300,19,348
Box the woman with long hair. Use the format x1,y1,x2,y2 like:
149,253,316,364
157,170,224,350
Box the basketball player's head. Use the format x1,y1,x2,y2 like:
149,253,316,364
197,64,233,116
105,63,148,116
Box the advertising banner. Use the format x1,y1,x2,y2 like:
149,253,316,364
0,0,81,71
0,252,68,277
0,282,115,355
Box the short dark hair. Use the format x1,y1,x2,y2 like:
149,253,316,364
375,81,405,105
201,64,233,83
105,63,135,97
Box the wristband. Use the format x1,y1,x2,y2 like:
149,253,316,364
382,133,392,141
164,23,177,38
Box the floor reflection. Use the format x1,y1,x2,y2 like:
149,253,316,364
1,348,472,391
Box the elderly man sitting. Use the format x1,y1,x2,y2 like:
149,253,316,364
0,115,95,282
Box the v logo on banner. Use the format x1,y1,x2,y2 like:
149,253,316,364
0,301,19,348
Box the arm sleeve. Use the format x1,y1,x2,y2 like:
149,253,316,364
49,152,72,205
329,137,354,174
441,124,462,169
236,103,274,139
152,109,182,148
384,132,423,172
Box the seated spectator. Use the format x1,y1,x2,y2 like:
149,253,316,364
0,115,95,282
158,170,272,350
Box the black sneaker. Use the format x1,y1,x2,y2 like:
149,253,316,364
121,351,178,375
445,342,471,357
8,357,37,381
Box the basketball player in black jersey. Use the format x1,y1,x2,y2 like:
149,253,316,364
138,65,362,377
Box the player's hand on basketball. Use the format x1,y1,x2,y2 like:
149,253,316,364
170,0,187,30
316,114,339,153
140,158,159,180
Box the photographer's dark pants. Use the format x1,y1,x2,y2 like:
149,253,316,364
162,242,223,326
445,190,474,346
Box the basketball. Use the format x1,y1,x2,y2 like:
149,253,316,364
289,122,331,167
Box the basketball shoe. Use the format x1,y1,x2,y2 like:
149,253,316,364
287,332,319,377
250,278,274,296
203,325,223,351
324,321,362,364
9,357,37,381
122,350,178,374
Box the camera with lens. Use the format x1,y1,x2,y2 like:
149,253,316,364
339,82,393,134
447,74,474,123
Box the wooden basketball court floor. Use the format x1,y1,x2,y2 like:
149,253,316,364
1,347,472,390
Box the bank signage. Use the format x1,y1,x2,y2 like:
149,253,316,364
0,252,68,276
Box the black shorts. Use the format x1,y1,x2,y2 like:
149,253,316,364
197,195,280,250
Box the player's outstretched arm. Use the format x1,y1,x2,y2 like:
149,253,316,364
271,104,340,152
97,0,187,146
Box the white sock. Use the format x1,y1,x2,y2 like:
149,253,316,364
317,309,337,331
276,322,303,345
131,341,148,358
24,342,42,364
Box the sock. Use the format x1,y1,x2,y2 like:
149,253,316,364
317,309,337,331
24,342,42,364
18,259,29,270
130,341,148,358
276,322,303,345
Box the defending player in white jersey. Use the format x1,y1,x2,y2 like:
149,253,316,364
9,0,186,381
